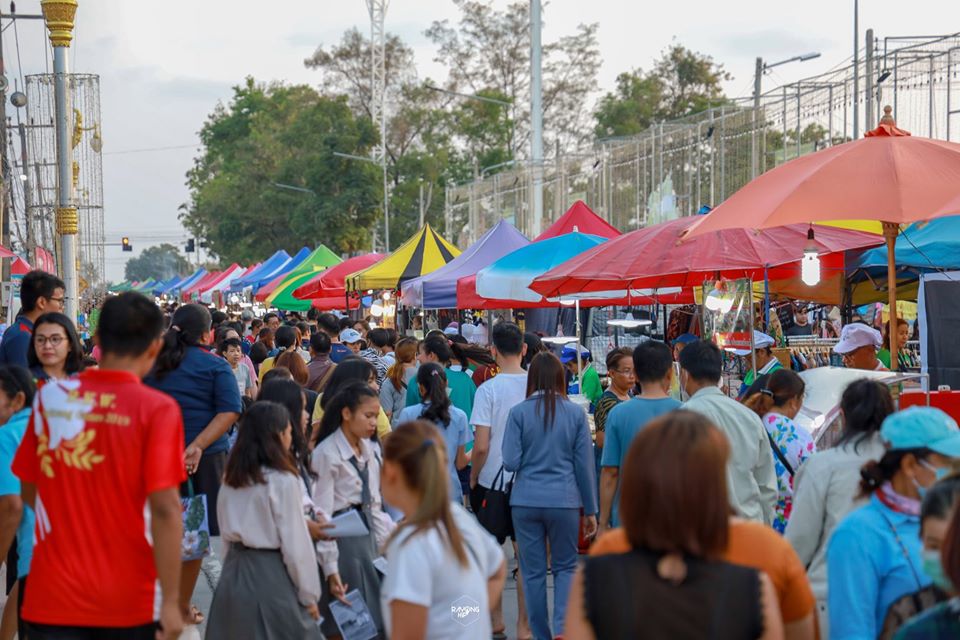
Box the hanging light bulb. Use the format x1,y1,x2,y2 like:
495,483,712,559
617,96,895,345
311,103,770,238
801,227,821,286
704,282,734,313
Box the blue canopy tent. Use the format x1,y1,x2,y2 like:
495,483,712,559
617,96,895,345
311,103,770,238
164,269,207,296
229,249,292,292
849,216,960,304
249,247,311,293
852,216,960,278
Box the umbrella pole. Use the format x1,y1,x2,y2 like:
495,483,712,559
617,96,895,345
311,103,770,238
575,298,583,390
883,222,899,371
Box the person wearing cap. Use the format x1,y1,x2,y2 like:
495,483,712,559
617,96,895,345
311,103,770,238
561,346,602,408
739,331,783,398
443,321,460,337
834,322,888,371
827,407,960,639
339,328,364,355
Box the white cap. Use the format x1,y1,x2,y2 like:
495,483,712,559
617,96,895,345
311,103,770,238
731,330,775,356
339,328,362,344
834,323,882,355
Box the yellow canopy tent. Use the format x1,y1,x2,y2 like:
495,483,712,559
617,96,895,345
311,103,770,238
347,224,460,291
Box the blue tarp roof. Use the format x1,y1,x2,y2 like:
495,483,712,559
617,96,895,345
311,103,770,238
250,247,311,292
229,250,291,292
852,216,960,281
164,269,207,295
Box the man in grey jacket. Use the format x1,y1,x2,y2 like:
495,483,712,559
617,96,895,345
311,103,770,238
679,340,778,525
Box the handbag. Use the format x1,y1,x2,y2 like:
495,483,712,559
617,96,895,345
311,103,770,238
477,466,513,541
180,478,211,561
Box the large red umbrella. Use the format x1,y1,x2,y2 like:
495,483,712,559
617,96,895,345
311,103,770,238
530,217,881,298
687,107,960,367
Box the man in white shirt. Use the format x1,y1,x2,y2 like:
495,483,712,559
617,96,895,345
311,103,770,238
469,321,530,640
679,340,778,525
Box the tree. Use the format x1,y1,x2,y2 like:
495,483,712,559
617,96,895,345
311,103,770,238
304,26,515,245
595,44,731,138
426,0,601,152
125,244,191,282
181,79,382,263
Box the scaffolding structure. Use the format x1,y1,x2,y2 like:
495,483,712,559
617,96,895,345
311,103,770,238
445,32,960,247
21,72,105,307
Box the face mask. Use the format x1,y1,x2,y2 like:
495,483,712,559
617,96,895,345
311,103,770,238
922,549,955,591
913,475,929,499
921,459,952,483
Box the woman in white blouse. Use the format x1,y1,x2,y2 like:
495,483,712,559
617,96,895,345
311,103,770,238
207,401,322,639
312,381,397,637
381,420,506,640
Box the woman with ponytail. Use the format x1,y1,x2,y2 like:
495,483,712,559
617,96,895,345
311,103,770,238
311,380,396,637
503,352,598,640
395,363,470,501
145,303,243,626
381,420,506,640
743,369,814,534
404,334,477,417
380,337,417,425
827,407,960,639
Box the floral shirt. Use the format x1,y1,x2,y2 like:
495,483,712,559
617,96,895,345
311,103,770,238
763,412,816,533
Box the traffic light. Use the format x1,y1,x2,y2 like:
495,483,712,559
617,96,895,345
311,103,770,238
121,237,132,252
185,239,195,252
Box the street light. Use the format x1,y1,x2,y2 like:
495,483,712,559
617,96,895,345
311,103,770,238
752,51,821,178
272,182,317,196
424,84,516,162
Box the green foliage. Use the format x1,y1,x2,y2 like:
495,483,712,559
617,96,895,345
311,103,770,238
595,44,731,138
124,243,191,282
182,79,381,263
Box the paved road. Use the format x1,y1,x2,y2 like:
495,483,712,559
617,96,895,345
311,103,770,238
188,539,552,639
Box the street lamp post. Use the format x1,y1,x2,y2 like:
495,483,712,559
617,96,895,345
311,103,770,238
41,0,79,322
752,51,821,178
423,85,514,159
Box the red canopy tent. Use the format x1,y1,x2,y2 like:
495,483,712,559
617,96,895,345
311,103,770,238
293,254,385,301
534,200,620,241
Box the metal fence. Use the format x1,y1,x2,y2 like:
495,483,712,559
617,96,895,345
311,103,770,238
23,73,106,307
445,32,960,246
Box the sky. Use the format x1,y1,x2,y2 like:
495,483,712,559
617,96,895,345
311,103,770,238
4,0,959,280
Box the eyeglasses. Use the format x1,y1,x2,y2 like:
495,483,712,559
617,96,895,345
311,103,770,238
34,335,65,347
610,368,636,377
46,296,65,308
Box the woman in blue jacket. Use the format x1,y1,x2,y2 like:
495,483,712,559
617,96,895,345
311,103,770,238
145,304,243,626
503,352,597,640
827,407,960,639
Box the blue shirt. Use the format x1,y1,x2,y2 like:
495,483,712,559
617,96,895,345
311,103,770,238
330,343,353,364
396,402,470,499
502,394,598,512
0,317,33,368
600,396,681,526
828,494,929,639
0,408,34,577
145,345,243,455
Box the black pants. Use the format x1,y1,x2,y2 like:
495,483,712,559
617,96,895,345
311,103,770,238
24,622,158,640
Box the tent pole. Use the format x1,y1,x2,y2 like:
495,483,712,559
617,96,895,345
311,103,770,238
884,222,899,371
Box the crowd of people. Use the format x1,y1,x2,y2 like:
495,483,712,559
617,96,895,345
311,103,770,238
0,270,956,639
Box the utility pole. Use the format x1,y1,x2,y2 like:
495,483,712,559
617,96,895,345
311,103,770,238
865,29,874,127
43,0,80,322
853,0,860,139
753,57,763,179
19,123,33,265
530,0,543,237
0,8,8,284
366,0,389,251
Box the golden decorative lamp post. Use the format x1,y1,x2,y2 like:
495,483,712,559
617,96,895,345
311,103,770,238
40,0,79,322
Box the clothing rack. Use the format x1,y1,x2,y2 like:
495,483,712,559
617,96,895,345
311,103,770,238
784,336,842,370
